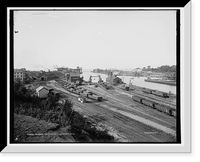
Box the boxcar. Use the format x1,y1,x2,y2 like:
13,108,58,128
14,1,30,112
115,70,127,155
154,103,164,112
162,106,171,115
142,99,155,108
152,91,169,98
88,95,103,101
142,88,153,94
163,93,169,98
132,95,143,103
171,109,177,118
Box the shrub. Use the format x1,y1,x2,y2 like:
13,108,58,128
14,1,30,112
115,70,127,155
62,99,73,117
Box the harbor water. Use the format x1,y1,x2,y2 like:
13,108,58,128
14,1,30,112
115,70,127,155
81,71,176,94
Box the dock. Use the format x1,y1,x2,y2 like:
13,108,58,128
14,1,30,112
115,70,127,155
144,78,176,86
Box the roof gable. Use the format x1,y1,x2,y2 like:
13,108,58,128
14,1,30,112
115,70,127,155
36,86,49,92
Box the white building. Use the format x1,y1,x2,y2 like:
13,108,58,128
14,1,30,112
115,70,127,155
36,86,49,98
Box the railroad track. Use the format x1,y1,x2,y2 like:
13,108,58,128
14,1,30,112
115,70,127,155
81,85,176,129
48,81,176,140
115,86,176,108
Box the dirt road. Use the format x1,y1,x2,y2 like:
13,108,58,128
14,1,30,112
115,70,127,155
47,81,176,142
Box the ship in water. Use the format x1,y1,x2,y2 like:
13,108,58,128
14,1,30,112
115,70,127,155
144,77,176,86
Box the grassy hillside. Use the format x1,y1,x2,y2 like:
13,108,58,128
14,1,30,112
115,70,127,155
14,114,75,142
13,81,115,143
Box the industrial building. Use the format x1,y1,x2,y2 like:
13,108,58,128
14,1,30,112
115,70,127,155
66,73,81,83
57,66,82,74
106,73,123,85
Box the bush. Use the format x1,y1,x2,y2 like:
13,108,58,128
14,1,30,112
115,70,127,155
69,111,115,142
62,99,73,117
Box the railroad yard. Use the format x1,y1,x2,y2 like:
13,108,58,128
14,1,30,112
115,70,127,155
46,78,177,142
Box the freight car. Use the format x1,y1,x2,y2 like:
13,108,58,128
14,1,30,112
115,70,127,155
132,95,143,103
141,99,155,108
171,109,177,118
152,90,169,98
131,95,176,118
88,94,103,101
142,88,153,94
81,92,89,98
154,103,164,112
155,103,176,117
73,90,80,95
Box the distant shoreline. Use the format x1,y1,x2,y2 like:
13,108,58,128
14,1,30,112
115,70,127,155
144,79,176,86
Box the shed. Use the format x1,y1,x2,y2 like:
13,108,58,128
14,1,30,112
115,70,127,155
112,77,123,84
106,76,123,85
36,86,49,98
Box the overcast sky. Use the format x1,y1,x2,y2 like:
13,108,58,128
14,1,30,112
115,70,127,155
13,10,176,71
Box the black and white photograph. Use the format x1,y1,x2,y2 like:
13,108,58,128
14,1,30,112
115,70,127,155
3,2,192,153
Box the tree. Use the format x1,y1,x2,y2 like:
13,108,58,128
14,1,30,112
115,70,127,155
19,86,27,95
159,65,171,73
46,93,60,110
14,80,22,92
168,65,176,72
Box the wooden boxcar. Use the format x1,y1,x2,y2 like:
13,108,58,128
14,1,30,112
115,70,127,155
154,103,164,112
154,103,172,115
132,95,143,103
141,99,155,108
88,94,102,101
142,88,153,94
152,91,169,98
171,109,177,118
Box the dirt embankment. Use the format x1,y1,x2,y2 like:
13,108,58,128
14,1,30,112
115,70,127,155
14,114,75,143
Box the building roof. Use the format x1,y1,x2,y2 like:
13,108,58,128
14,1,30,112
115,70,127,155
107,76,122,81
36,86,50,92
14,69,26,73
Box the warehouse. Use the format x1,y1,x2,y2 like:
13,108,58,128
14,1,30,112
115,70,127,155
70,73,80,82
106,76,123,85
36,86,50,98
